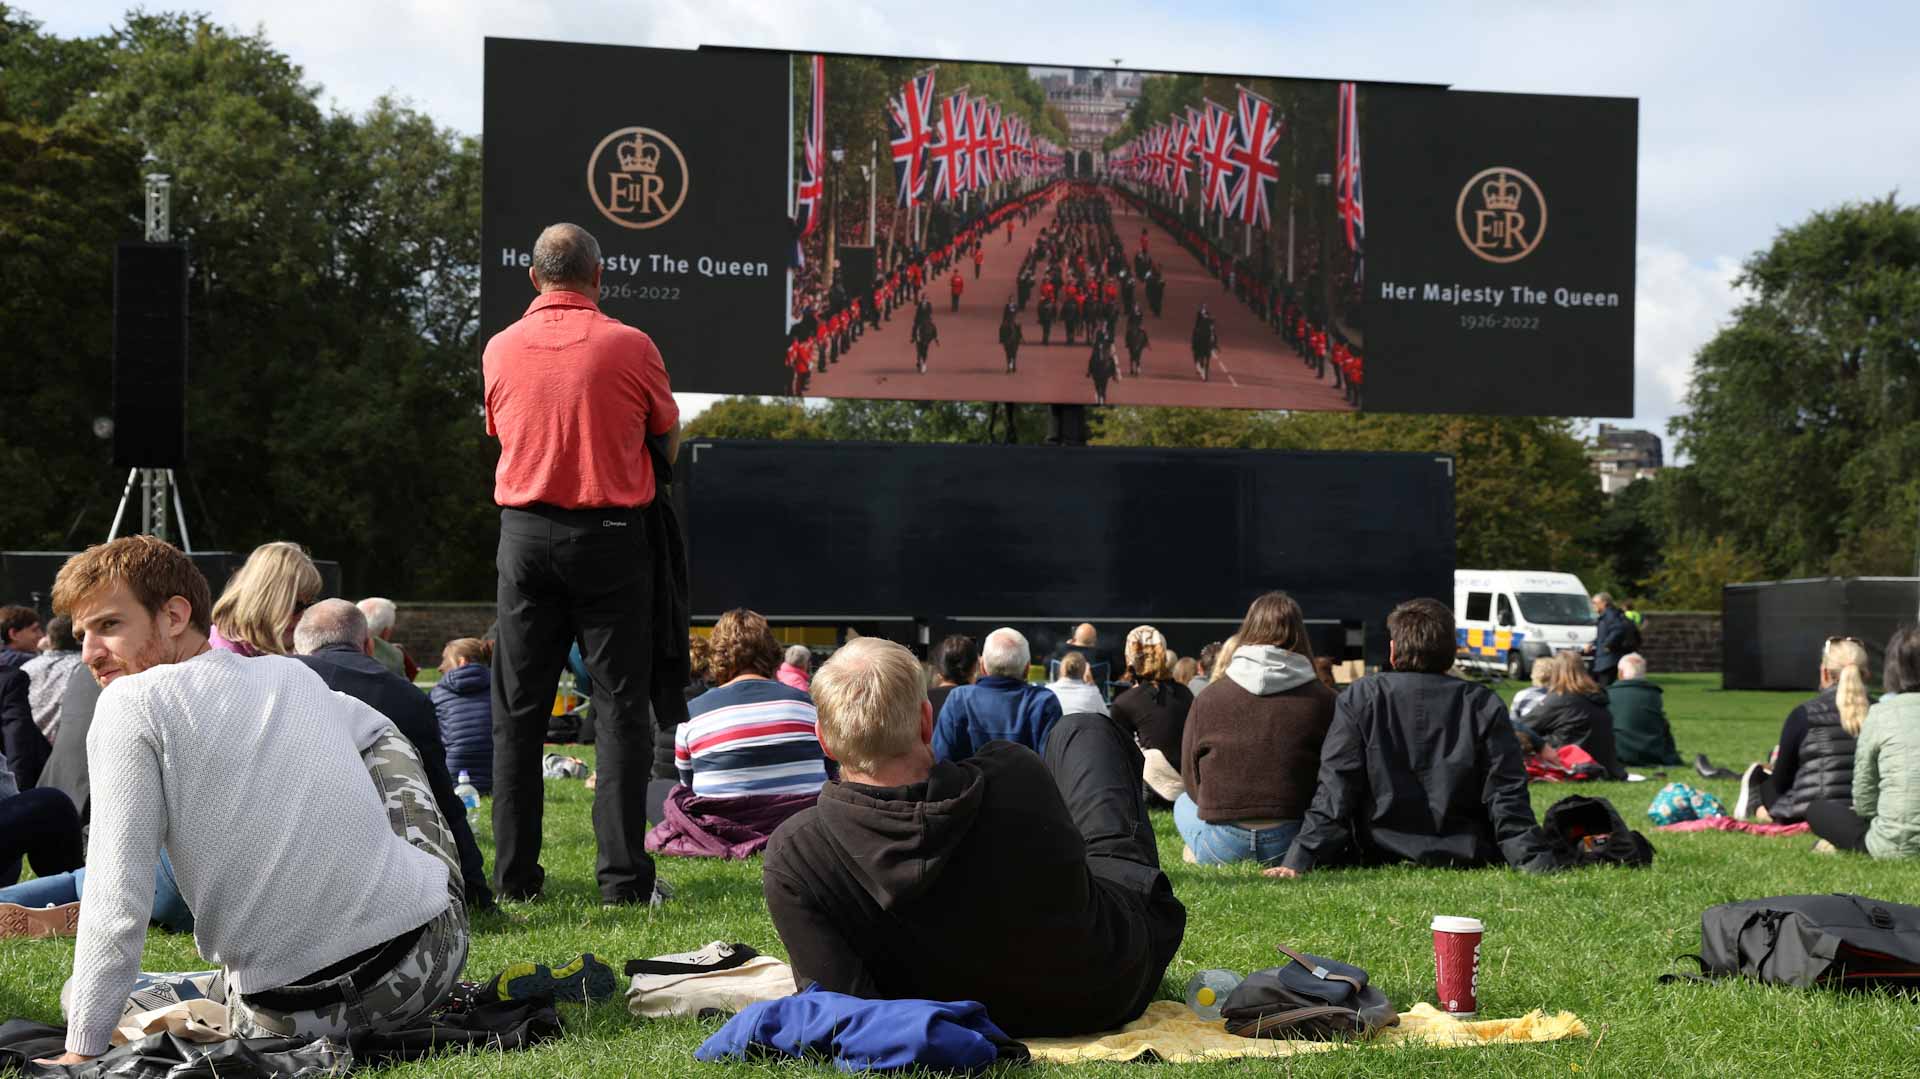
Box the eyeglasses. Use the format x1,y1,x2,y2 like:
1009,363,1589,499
293,597,317,616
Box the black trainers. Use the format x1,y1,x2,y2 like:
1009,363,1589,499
1693,753,1737,780
1735,763,1768,819
485,953,618,1003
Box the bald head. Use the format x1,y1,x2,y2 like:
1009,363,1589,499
1071,623,1097,646
293,598,370,655
531,223,603,293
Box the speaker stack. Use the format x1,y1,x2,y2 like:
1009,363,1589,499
112,242,189,468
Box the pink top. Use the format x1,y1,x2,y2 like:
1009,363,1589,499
208,623,264,657
775,664,811,692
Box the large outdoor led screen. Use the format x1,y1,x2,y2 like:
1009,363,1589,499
482,40,1637,415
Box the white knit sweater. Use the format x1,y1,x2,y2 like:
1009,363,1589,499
67,649,450,1056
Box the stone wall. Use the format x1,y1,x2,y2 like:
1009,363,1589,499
1638,611,1721,674
392,602,495,667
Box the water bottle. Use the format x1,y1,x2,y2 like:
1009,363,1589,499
455,770,480,824
1185,969,1243,1021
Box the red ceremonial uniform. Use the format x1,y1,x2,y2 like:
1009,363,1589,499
950,271,965,296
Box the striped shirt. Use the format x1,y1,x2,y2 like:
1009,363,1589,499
678,677,828,798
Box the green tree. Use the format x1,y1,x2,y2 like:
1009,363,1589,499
1672,196,1920,579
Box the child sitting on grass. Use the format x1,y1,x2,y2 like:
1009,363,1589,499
432,638,494,795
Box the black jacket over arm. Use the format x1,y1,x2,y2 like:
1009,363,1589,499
0,669,48,791
294,644,493,908
1282,672,1547,874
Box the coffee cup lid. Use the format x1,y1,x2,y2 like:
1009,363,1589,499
1431,915,1484,933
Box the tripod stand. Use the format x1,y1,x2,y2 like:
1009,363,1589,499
107,467,194,552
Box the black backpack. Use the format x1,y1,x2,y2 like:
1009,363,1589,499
1540,795,1654,868
1664,894,1920,989
1220,946,1399,1040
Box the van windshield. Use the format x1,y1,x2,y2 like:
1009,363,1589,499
1515,592,1594,626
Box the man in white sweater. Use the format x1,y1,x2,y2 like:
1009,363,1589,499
39,536,466,1064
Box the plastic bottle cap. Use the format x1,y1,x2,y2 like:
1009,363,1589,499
1196,987,1215,1006
1431,915,1485,933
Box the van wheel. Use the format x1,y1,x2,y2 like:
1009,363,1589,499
1506,651,1526,680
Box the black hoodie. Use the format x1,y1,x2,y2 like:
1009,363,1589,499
762,741,1180,1037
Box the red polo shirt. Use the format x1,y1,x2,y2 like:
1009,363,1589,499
483,290,679,509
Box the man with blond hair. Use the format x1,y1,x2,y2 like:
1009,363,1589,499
762,637,1185,1037
34,537,466,1066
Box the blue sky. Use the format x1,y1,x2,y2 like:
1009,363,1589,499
31,1,1919,448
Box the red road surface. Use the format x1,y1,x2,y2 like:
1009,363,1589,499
807,193,1352,411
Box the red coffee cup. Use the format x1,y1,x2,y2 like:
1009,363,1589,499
1431,915,1484,1016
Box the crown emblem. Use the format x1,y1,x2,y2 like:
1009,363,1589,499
1481,172,1523,212
616,134,662,174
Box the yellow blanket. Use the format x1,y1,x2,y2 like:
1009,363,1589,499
1023,1000,1588,1063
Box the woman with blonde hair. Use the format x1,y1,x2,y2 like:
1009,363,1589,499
208,542,322,657
1730,636,1870,823
1112,627,1194,802
1805,626,1920,857
1175,593,1335,866
1525,652,1625,779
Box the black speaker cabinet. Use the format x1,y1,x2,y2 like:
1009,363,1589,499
113,242,189,468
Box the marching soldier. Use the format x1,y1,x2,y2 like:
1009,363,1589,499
1144,266,1165,318
1038,292,1058,345
1191,304,1218,382
1017,265,1035,309
999,304,1024,374
973,245,985,279
1062,284,1084,346
1087,325,1118,406
1124,309,1149,377
949,268,965,312
912,311,939,374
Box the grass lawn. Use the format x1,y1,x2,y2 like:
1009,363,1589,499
7,672,1920,1076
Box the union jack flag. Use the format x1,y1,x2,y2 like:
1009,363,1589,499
1336,81,1365,279
1166,114,1191,199
988,105,1008,184
1196,100,1238,216
794,54,825,241
968,98,994,190
888,69,937,207
1227,86,1284,228
928,90,970,202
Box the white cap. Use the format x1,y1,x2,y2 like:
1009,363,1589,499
1431,915,1484,933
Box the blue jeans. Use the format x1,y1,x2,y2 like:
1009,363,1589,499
1173,793,1299,867
0,850,194,933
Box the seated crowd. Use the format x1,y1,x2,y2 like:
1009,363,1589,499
7,537,1920,1065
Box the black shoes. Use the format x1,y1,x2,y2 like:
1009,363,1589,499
485,953,618,1003
1693,753,1738,780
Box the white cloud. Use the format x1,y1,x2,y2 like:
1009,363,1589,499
1628,246,1744,457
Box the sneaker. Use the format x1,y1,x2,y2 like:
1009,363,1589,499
485,953,617,1003
1693,753,1737,780
0,902,79,939
1735,763,1768,819
1811,839,1839,855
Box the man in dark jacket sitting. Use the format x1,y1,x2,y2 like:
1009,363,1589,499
763,637,1185,1037
293,601,493,910
1604,653,1681,766
1267,598,1551,879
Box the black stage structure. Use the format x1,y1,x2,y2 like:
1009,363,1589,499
1723,577,1920,691
677,440,1456,667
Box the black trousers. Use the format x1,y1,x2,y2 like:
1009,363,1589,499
1806,799,1871,852
491,505,657,903
0,787,84,887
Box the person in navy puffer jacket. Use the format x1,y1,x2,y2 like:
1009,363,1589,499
432,638,494,794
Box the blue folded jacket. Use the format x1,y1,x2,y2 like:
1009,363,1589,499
694,988,1028,1072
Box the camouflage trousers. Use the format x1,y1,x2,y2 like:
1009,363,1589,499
132,726,471,1042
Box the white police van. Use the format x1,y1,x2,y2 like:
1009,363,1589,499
1453,570,1595,679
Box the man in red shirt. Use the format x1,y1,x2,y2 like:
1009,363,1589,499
482,222,679,907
